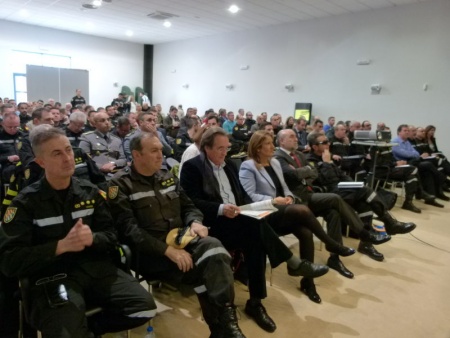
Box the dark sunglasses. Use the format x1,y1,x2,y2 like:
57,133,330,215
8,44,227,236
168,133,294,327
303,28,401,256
317,140,329,145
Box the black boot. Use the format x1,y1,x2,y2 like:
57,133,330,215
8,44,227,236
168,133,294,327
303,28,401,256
327,255,354,279
380,213,416,235
402,200,421,213
357,241,384,262
197,293,221,337
300,278,321,304
218,306,246,338
359,228,391,245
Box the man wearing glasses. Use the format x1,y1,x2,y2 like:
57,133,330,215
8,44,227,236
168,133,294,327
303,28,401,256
123,111,173,162
307,132,416,261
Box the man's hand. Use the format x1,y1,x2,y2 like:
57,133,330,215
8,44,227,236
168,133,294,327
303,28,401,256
420,152,430,158
55,218,93,256
100,162,116,173
223,204,240,218
322,149,332,163
332,154,342,161
396,160,407,166
190,222,208,238
8,155,19,163
272,196,291,205
165,246,193,272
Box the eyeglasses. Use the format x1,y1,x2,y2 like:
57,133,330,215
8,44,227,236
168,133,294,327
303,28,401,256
317,140,329,145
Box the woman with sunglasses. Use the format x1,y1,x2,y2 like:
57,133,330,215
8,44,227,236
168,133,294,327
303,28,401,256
239,131,355,303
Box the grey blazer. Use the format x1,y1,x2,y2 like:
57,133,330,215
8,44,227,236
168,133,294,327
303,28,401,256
239,158,294,202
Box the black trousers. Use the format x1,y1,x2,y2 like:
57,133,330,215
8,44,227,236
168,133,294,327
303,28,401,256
375,165,419,201
307,192,365,245
137,236,235,308
209,215,292,300
411,160,445,196
26,263,155,338
333,186,387,229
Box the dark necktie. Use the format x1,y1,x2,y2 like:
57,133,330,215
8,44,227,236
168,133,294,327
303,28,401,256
290,152,302,168
290,152,312,191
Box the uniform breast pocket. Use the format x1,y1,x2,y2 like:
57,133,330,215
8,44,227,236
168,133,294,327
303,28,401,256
133,197,153,210
35,223,65,241
166,191,179,200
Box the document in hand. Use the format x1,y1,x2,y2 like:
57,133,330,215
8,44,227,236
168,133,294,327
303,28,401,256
337,182,364,189
239,200,278,220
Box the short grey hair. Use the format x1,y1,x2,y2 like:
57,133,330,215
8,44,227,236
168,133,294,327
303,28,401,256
30,125,65,156
69,111,87,123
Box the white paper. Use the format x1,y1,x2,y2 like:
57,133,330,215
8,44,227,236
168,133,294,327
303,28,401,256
239,200,277,219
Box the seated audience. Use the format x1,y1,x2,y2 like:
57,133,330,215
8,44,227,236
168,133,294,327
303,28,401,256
307,132,417,260
180,127,329,333
274,129,390,269
0,126,155,337
392,124,449,201
108,131,246,338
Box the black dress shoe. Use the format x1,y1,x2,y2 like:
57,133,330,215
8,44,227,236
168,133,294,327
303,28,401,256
436,193,450,201
218,306,246,338
402,201,421,213
300,278,321,304
425,199,444,208
357,242,384,262
386,221,416,235
287,260,329,278
327,257,354,279
244,301,276,333
361,230,391,245
325,244,356,257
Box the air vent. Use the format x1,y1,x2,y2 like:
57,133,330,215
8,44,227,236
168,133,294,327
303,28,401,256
82,3,98,9
147,11,179,20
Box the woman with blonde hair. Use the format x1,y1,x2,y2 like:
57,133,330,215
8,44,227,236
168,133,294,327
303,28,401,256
239,130,355,303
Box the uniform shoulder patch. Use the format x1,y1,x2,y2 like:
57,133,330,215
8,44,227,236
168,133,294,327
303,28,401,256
108,186,119,199
176,138,182,145
234,126,238,130
309,162,315,167
3,207,17,223
99,189,107,200
24,168,30,180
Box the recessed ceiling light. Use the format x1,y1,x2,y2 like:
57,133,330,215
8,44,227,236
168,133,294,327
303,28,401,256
163,21,172,28
126,30,133,36
228,5,240,14
92,0,102,7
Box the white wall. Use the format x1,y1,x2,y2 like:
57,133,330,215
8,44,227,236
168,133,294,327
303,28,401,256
0,20,144,108
153,0,450,154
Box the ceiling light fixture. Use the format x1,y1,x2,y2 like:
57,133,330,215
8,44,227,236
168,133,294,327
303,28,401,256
92,0,102,7
228,5,240,14
125,30,134,36
163,21,172,28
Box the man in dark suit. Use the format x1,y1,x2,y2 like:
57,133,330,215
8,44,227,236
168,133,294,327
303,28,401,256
180,127,327,334
306,132,417,261
274,129,390,270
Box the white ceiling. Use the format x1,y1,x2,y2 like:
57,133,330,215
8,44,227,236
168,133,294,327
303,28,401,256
0,0,436,45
